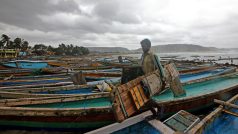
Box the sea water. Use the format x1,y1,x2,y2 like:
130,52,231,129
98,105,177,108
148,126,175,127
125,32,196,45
119,52,238,65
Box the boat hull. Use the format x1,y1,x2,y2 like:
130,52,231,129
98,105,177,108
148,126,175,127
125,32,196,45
154,83,238,118
0,114,114,132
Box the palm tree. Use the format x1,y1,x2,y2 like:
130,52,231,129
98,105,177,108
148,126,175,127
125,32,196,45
14,37,22,50
0,34,10,48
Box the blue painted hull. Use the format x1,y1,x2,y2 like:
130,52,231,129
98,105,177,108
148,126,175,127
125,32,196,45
180,67,234,83
2,60,49,69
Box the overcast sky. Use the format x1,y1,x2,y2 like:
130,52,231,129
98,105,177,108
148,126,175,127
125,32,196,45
0,0,238,49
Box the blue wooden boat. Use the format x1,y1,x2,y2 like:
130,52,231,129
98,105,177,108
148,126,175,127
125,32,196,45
1,60,50,69
0,77,121,95
86,110,200,134
10,67,235,95
153,72,238,118
180,66,236,82
188,94,238,134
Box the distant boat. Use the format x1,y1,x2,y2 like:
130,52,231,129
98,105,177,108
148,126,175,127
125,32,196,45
1,60,50,69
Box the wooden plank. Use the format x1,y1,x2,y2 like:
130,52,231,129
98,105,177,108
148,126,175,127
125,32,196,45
133,87,144,108
137,85,149,103
130,88,140,109
113,70,165,122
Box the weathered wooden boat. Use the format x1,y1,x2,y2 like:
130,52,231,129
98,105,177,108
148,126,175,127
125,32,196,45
83,68,122,73
153,72,238,118
71,65,116,71
84,72,121,82
0,71,121,87
0,68,37,77
0,66,235,97
179,65,217,74
84,66,235,82
0,77,121,94
180,66,236,82
188,94,238,134
98,60,134,67
0,64,7,70
0,77,72,87
87,110,200,134
0,93,113,132
0,73,69,80
86,111,163,134
1,60,51,69
0,72,238,131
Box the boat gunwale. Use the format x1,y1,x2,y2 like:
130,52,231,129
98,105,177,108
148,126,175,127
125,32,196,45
187,94,238,134
154,72,238,105
1,84,96,93
0,106,112,116
154,78,238,105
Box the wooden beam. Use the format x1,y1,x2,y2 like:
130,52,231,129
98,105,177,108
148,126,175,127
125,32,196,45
214,99,238,109
222,109,238,117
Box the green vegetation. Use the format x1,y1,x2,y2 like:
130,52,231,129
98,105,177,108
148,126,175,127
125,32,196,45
0,34,89,56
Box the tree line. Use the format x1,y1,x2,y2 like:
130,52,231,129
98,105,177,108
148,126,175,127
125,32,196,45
0,34,89,56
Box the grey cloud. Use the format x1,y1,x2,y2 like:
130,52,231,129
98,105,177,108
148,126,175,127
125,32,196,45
0,0,238,49
0,0,80,31
93,0,140,24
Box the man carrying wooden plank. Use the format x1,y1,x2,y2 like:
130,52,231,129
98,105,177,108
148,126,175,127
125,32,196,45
140,39,166,117
140,38,166,82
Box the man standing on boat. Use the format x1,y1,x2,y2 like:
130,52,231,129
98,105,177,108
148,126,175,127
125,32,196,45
140,38,167,117
140,38,166,81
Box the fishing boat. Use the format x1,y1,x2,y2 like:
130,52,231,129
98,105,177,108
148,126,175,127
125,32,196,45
0,71,121,87
0,77,120,96
0,93,113,132
1,60,50,69
188,94,238,134
86,110,200,134
0,68,38,77
180,66,236,82
0,65,235,96
0,71,238,132
1,60,66,69
153,72,238,118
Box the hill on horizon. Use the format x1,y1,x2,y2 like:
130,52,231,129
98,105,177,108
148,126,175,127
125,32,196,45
87,44,237,53
133,44,220,53
87,47,130,53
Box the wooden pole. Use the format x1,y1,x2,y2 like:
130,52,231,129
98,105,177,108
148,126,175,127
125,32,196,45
222,109,238,117
214,99,238,109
